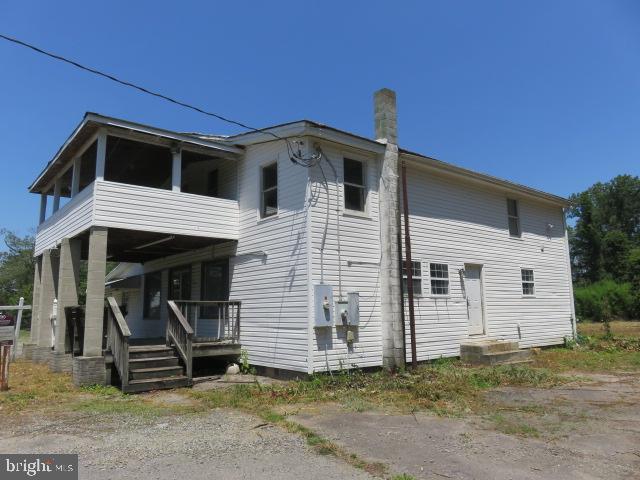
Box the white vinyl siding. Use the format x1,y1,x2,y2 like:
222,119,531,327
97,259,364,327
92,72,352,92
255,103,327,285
309,143,382,372
401,161,573,360
34,182,95,256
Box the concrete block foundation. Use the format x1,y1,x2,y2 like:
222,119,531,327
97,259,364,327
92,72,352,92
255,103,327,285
21,343,37,361
72,356,107,386
50,351,74,373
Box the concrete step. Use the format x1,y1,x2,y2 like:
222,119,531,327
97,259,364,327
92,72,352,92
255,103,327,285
129,356,180,369
123,376,192,394
460,340,520,356
129,365,184,381
129,346,174,359
462,349,532,366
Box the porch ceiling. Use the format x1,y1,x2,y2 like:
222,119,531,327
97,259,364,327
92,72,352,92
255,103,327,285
78,228,231,263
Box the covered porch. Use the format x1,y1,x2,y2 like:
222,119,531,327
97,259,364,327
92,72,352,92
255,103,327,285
25,113,243,390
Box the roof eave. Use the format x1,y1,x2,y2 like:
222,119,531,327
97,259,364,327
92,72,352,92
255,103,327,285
400,149,570,207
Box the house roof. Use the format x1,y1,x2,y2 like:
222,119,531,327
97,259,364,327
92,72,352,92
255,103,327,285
29,114,569,206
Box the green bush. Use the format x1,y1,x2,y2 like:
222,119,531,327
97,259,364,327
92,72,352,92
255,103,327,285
574,280,638,321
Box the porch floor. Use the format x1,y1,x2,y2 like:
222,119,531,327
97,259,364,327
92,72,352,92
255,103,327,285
129,338,241,358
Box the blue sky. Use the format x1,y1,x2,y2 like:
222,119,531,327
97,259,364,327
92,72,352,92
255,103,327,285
1,0,639,240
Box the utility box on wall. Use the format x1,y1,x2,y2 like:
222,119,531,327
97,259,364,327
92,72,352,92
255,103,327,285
347,292,360,326
314,284,334,327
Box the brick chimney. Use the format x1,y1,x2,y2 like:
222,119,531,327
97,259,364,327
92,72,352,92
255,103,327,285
374,88,404,369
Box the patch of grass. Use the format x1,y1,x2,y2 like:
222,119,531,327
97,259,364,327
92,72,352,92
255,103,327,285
0,361,196,418
392,475,417,480
488,413,540,437
192,360,565,418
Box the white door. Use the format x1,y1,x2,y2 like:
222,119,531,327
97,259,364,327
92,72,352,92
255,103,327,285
464,265,485,335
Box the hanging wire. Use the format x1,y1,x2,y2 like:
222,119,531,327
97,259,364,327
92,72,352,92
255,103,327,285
0,33,322,166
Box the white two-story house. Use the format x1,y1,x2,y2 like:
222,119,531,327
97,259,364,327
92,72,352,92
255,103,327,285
24,89,575,391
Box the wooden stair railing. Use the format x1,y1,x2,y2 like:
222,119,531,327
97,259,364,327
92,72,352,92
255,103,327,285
167,300,194,381
106,297,131,390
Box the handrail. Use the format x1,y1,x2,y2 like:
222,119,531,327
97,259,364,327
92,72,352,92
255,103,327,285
166,300,193,380
173,300,241,343
106,297,131,389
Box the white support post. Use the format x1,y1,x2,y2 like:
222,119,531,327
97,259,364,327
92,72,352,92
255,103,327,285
95,129,107,181
71,157,81,196
171,148,182,192
52,178,62,213
12,297,24,361
39,194,48,224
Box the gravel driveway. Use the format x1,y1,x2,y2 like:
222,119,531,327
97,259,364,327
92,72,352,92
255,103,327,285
0,408,373,480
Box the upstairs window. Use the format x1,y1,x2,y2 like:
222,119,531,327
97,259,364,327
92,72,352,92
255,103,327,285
402,260,422,296
261,163,278,218
344,158,366,212
507,199,521,237
430,263,450,296
521,269,535,296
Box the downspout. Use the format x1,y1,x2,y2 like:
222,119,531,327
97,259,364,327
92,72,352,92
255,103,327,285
401,159,417,368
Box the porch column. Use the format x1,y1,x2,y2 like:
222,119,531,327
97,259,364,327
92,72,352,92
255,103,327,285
52,178,62,213
35,249,59,363
39,194,47,224
171,147,182,192
71,157,81,197
95,129,107,181
51,237,81,372
74,227,108,386
22,256,42,360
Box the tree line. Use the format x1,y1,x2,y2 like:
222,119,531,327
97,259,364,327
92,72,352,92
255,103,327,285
569,174,640,321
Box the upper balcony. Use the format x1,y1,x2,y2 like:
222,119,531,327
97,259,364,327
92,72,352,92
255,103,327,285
31,113,243,260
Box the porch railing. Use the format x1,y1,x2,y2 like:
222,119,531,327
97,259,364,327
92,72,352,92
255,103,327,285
106,297,131,389
167,301,193,380
172,301,241,343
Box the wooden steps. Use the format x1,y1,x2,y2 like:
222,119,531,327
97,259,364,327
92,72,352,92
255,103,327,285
460,339,532,366
122,345,191,393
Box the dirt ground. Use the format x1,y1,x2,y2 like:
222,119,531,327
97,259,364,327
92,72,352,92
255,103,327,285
293,372,640,480
0,407,373,480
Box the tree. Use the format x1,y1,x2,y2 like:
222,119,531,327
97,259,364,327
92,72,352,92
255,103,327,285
0,230,35,307
569,175,640,283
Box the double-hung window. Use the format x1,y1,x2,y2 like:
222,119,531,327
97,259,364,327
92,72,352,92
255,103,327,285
507,199,521,237
343,158,366,212
261,163,278,218
521,268,535,296
402,260,422,296
429,263,450,296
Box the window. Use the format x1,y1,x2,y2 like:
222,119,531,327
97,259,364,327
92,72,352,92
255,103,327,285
169,267,192,301
343,158,366,212
143,271,162,319
261,163,278,218
201,260,230,318
507,199,521,237
402,260,422,296
430,263,450,296
521,269,535,296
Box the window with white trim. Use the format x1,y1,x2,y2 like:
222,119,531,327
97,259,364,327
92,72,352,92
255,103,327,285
343,158,366,212
261,162,278,218
507,198,521,237
402,260,422,296
521,269,535,296
429,263,450,296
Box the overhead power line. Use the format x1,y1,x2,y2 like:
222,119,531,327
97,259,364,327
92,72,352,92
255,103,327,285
0,33,321,167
